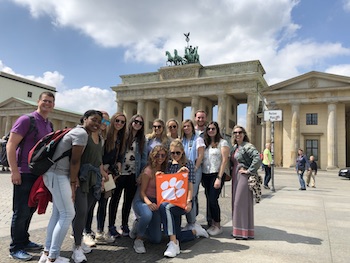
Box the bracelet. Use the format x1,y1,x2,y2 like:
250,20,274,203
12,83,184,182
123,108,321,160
187,200,192,203
216,176,222,180
70,181,76,184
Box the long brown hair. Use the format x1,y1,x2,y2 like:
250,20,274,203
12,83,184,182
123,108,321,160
125,114,145,153
105,112,127,154
204,121,223,147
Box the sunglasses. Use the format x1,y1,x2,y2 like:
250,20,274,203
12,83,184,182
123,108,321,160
153,125,162,129
233,131,243,134
115,119,126,124
155,154,166,158
133,119,144,126
171,151,182,156
101,119,110,126
208,127,216,131
168,125,177,129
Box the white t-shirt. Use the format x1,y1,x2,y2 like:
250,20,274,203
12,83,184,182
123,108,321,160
48,125,88,174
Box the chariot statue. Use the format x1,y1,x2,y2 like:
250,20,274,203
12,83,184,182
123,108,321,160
165,32,200,66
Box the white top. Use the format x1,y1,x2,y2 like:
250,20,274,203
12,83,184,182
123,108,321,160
202,139,229,174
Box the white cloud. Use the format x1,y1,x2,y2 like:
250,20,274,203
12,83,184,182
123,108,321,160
4,0,350,125
343,0,350,12
325,64,350,76
1,60,117,116
9,0,350,83
55,86,116,117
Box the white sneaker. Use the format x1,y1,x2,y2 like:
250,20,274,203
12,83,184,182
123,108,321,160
71,247,87,263
38,252,70,263
207,226,223,236
83,234,96,247
95,232,115,244
193,223,209,238
182,223,195,231
129,220,138,239
133,239,146,254
103,232,115,243
45,257,70,263
163,240,180,258
81,242,92,254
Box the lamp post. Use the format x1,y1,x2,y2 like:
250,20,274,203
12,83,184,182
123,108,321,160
264,108,282,192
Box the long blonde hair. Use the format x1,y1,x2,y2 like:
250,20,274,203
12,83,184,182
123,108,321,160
146,118,169,145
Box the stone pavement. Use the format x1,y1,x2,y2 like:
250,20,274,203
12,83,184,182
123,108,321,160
1,168,350,263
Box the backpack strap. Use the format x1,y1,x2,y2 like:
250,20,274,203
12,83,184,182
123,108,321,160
17,114,37,166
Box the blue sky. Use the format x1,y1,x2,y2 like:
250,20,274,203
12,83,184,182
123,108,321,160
1,0,350,126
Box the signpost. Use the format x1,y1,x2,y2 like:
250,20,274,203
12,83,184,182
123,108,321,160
264,110,282,192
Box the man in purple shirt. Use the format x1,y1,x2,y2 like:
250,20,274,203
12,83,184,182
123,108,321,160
7,91,55,261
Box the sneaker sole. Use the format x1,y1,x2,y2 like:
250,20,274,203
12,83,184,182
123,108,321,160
9,255,33,261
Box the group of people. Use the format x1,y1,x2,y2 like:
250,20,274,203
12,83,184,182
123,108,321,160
7,92,263,262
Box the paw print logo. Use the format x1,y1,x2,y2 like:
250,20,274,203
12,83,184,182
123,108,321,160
160,175,186,201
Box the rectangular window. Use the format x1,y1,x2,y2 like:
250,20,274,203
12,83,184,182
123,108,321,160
27,91,32,98
306,113,318,125
305,139,318,161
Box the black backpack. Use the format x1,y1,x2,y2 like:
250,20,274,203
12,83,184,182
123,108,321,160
28,128,72,176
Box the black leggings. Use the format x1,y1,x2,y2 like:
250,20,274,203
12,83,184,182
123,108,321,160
108,175,137,227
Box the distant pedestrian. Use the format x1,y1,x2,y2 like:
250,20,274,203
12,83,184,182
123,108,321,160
296,148,309,190
306,155,318,188
262,143,272,189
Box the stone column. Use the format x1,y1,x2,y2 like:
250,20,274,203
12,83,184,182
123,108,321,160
290,103,300,167
159,98,167,121
327,103,338,169
217,94,227,133
246,93,257,144
191,96,199,120
261,121,266,151
5,115,11,135
117,100,124,113
137,100,145,115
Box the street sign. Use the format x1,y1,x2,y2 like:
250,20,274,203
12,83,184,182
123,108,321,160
264,110,282,122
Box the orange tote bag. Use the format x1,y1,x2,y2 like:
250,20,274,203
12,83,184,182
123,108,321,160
156,172,189,209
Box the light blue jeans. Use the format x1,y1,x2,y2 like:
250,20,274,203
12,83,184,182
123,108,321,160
186,166,202,224
132,191,162,243
43,172,75,259
297,170,306,189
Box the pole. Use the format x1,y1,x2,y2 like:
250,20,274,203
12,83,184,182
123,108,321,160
271,121,275,192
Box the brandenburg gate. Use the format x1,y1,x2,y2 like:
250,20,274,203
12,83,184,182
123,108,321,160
111,60,268,145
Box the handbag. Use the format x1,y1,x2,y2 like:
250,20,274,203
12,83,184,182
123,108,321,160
223,172,232,181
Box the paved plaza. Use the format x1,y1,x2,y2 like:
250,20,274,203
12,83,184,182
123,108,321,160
1,168,350,263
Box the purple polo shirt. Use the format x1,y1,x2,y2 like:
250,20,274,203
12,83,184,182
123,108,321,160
10,111,53,173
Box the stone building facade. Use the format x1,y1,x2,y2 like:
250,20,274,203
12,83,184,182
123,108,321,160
112,60,268,148
0,71,81,136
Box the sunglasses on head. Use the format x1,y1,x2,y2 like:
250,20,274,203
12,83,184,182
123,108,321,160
133,119,144,126
168,125,177,129
171,151,182,156
233,131,243,135
155,153,166,158
101,119,110,126
115,119,126,124
153,125,162,129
